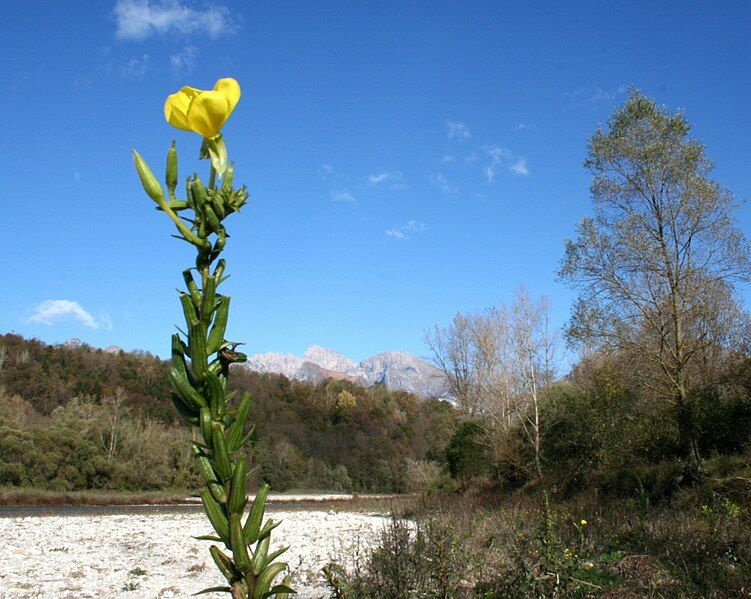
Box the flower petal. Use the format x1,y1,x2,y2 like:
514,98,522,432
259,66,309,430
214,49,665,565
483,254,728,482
187,90,231,138
214,78,241,118
164,86,203,131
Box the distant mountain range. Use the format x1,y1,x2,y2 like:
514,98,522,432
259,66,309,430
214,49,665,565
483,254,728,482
60,338,124,354
244,345,448,399
58,339,448,399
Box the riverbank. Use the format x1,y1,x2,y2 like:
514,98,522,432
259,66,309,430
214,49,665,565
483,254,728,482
0,487,412,511
0,487,190,507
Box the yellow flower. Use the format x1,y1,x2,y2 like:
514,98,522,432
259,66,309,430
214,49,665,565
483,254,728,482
580,519,587,526
164,78,241,138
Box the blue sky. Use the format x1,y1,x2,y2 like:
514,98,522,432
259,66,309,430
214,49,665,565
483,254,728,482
2,1,751,363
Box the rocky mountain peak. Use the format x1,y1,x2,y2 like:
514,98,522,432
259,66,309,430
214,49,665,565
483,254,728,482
302,345,361,375
244,345,448,399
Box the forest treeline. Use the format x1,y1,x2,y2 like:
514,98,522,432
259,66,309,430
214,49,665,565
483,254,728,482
0,332,458,493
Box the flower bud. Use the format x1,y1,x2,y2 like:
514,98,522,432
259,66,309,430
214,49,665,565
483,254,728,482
166,141,178,196
192,174,208,207
132,150,164,202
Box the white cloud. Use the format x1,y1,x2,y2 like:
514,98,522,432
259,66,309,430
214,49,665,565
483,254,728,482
566,85,627,106
331,189,355,203
74,77,93,90
441,154,456,163
446,120,470,140
483,146,530,181
170,45,198,72
510,158,530,176
367,172,390,185
517,122,531,130
114,0,233,40
484,146,511,182
430,173,457,194
98,311,114,331
386,220,425,240
590,85,627,103
121,54,149,79
464,151,479,164
367,171,406,189
321,165,356,202
26,300,112,330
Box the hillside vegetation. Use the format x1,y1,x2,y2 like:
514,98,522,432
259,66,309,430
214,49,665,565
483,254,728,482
0,333,457,495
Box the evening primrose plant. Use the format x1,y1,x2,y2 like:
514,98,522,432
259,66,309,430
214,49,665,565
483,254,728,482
132,78,294,599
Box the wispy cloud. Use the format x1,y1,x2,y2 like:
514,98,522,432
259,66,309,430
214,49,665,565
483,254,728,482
74,77,93,90
114,0,234,40
484,146,530,180
510,158,530,176
170,45,198,73
121,54,149,79
430,173,457,194
320,164,356,202
386,220,425,240
484,146,510,182
446,120,471,140
331,189,356,203
566,85,627,107
464,151,478,164
440,121,531,184
590,85,627,103
26,300,112,330
367,171,406,189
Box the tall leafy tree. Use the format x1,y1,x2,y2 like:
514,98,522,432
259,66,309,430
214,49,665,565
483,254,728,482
559,90,751,476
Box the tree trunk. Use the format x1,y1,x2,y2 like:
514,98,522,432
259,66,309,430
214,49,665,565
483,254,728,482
676,387,702,483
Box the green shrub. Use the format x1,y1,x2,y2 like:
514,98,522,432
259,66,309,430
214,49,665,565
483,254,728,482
446,421,489,485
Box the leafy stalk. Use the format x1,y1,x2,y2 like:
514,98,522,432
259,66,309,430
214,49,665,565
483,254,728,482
133,140,292,597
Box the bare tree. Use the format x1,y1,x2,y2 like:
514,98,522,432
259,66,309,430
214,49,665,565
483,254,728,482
470,307,515,430
507,287,558,482
425,313,480,416
426,288,559,483
560,91,751,475
100,387,128,461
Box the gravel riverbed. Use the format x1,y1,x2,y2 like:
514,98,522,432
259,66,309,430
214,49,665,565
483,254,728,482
0,507,387,598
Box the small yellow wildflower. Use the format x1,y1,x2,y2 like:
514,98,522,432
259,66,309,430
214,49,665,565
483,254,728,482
164,78,241,139
580,519,587,526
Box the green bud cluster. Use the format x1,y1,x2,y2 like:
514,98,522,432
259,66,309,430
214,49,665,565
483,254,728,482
133,142,294,599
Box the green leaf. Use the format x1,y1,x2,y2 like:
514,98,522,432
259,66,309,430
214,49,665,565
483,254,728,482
194,586,231,595
264,585,296,598
243,484,269,543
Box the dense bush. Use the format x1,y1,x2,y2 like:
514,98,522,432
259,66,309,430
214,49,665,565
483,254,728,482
470,357,751,499
445,421,489,485
0,397,196,491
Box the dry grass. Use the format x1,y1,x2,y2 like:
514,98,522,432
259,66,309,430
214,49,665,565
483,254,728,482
326,480,751,597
